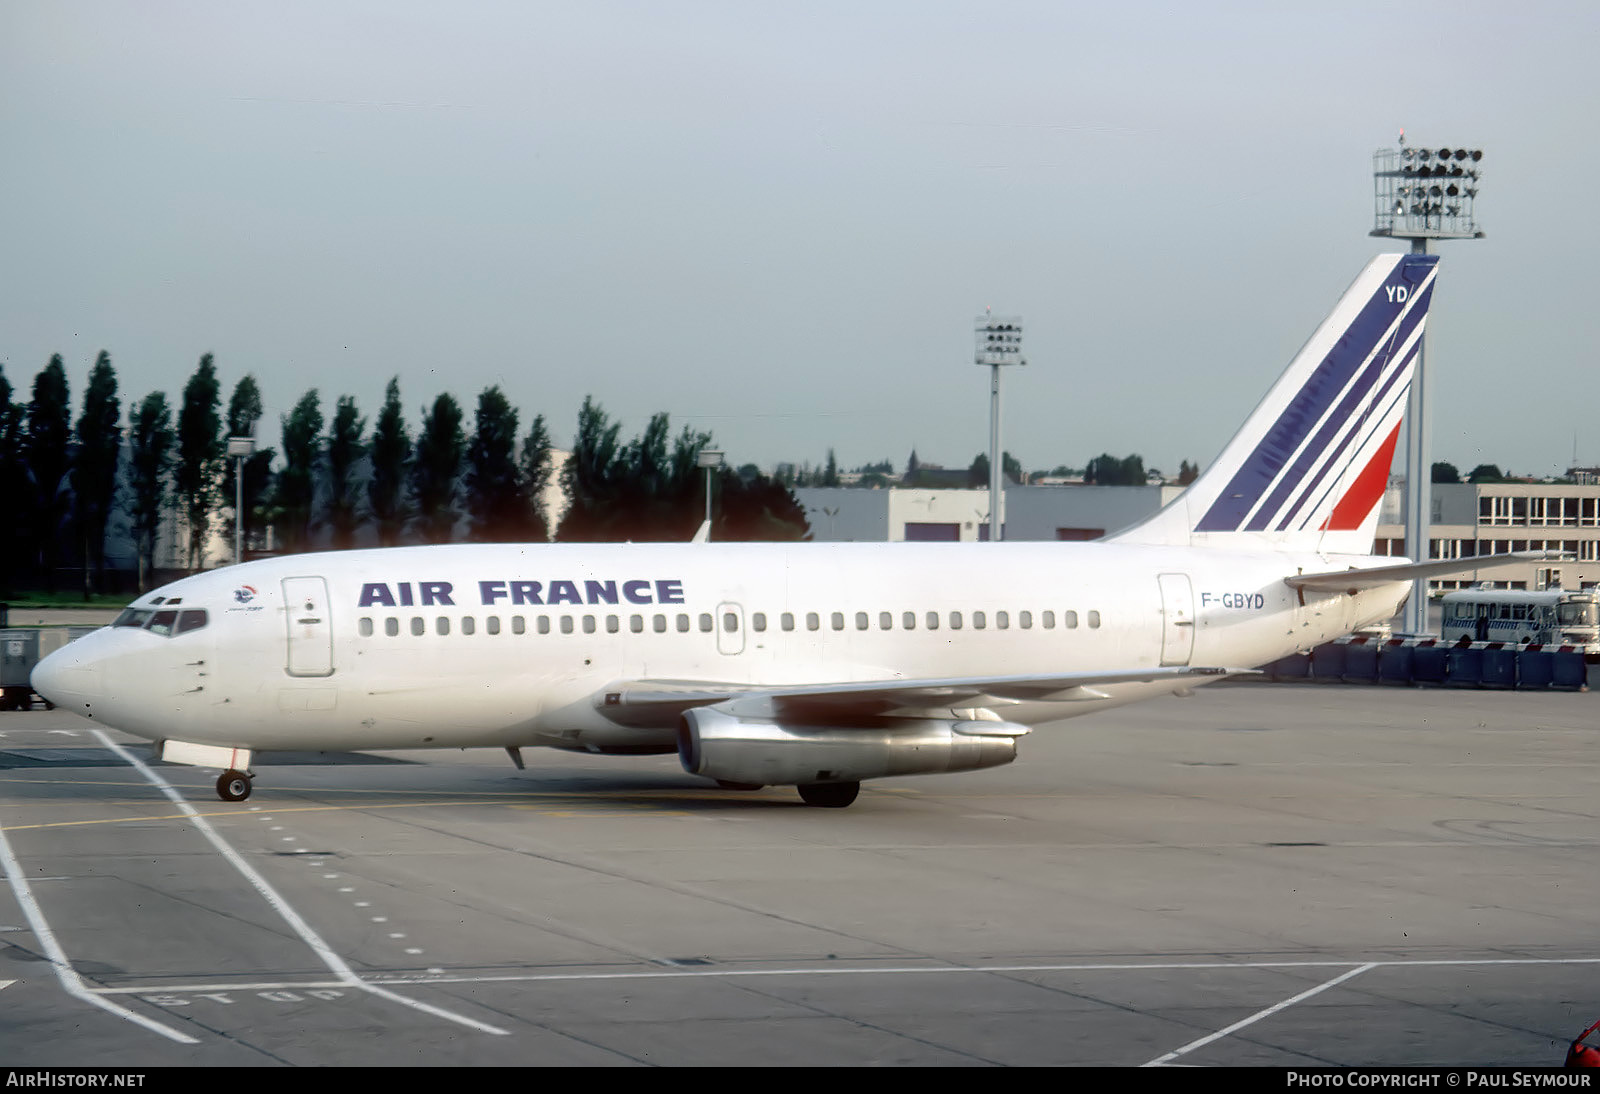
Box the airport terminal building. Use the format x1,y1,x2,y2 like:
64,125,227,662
796,479,1600,593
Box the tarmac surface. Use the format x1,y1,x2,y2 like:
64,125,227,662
0,682,1595,1067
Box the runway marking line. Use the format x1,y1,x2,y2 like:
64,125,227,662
1142,962,1377,1067
89,954,1600,995
0,812,199,1044
82,729,511,1039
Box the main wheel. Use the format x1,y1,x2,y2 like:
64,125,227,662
797,781,860,808
216,769,253,802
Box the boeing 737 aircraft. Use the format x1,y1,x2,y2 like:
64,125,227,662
33,252,1528,807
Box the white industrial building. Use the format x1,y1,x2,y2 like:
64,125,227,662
797,480,1600,592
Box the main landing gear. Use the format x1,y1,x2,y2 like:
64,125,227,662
797,781,860,808
216,769,253,802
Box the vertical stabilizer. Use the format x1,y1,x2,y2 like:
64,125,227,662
1110,252,1438,555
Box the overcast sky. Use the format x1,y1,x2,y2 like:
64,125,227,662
4,1,1596,480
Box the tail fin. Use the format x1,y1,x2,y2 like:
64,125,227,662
1110,252,1438,555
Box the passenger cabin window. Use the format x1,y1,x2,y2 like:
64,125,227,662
487,616,501,635
902,612,916,630
436,617,449,636
385,617,399,637
654,614,667,633
879,612,892,630
462,616,475,636
855,612,868,631
723,612,738,632
752,613,766,632
807,612,820,631
996,611,1009,630
560,616,574,634
677,614,691,632
1042,610,1055,629
831,612,844,631
411,617,424,636
1019,611,1032,629
781,612,795,631
513,615,526,635
630,614,644,633
699,613,713,633
926,611,939,630
973,611,986,630
1064,611,1078,629
1088,610,1101,628
949,611,963,630
359,617,374,637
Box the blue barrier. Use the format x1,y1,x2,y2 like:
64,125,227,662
1378,644,1413,684
1552,651,1589,691
1446,647,1483,687
1251,641,1591,691
1342,642,1378,682
1311,643,1345,681
1411,645,1448,683
1270,653,1310,681
1517,649,1553,689
1481,647,1517,689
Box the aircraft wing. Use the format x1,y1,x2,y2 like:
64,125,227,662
596,665,1246,726
1286,550,1569,594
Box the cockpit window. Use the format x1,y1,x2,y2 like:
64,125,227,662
176,609,208,635
146,609,179,637
114,608,154,628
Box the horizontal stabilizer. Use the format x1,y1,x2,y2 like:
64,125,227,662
1286,550,1570,594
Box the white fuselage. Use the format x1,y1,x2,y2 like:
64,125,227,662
37,540,1407,755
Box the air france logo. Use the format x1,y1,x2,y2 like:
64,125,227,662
357,578,686,609
234,585,258,604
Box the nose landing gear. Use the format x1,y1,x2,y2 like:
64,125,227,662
216,769,253,802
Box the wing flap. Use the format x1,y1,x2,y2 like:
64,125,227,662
596,666,1244,727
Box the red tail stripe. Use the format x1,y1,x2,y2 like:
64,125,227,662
1321,420,1403,532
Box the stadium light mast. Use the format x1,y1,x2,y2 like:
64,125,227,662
226,436,255,565
697,448,724,539
975,310,1025,541
1370,134,1484,637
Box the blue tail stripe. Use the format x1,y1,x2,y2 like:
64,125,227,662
1247,278,1433,532
1278,338,1418,533
1268,295,1429,532
1195,256,1437,533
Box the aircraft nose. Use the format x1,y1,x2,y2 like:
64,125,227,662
31,643,104,714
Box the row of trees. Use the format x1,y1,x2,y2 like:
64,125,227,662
0,352,809,596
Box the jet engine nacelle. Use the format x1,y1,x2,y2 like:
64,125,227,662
677,706,1025,787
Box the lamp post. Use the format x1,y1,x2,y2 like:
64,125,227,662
226,436,256,565
975,310,1025,541
697,449,724,539
1371,136,1484,636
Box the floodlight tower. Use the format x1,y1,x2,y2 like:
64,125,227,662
226,436,256,565
697,448,724,539
975,310,1025,541
1370,136,1484,637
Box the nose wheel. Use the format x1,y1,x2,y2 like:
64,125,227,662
216,769,253,802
